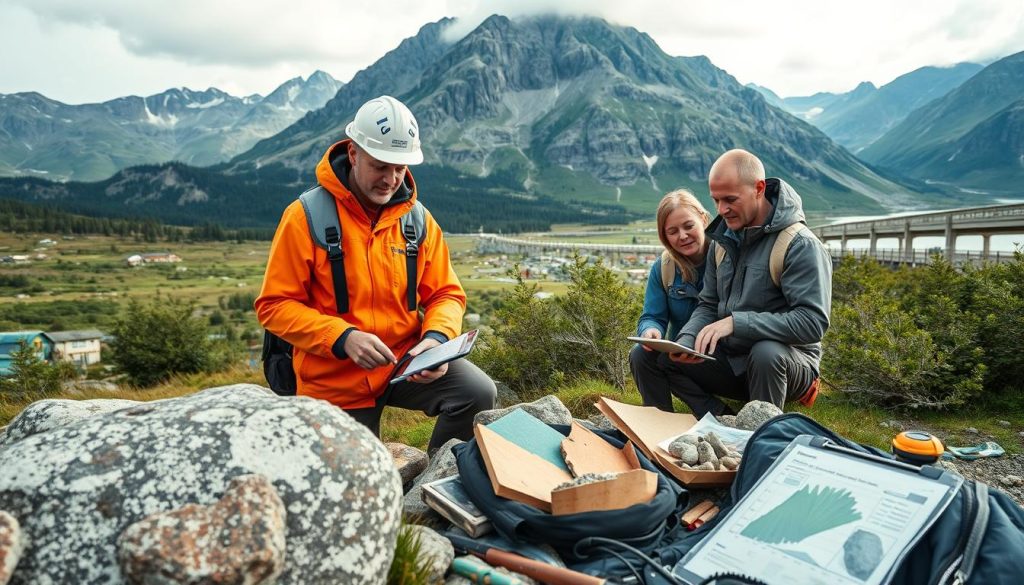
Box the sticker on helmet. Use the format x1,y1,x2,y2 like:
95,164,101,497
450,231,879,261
391,139,409,148
376,117,391,135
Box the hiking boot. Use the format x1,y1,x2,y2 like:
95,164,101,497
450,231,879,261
798,377,820,407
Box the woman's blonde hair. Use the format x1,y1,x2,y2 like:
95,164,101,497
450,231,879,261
656,189,712,282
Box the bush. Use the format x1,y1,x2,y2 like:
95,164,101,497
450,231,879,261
823,280,986,410
821,254,1024,410
0,341,77,397
109,297,217,387
475,255,642,399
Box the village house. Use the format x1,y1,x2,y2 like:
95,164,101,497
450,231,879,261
48,330,104,367
125,252,182,267
0,331,53,376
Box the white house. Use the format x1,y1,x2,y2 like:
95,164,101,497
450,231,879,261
48,330,104,367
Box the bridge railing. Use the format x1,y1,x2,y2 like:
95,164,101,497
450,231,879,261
828,247,1018,266
814,202,1024,238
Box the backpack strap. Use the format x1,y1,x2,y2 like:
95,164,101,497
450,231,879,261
769,223,811,288
400,201,427,311
955,481,990,584
299,188,428,315
659,251,675,291
299,186,347,314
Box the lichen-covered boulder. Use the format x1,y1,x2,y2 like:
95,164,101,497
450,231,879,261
117,474,286,585
0,384,402,585
0,511,24,585
0,398,142,447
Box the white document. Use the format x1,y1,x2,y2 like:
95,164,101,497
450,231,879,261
657,412,754,454
677,442,960,585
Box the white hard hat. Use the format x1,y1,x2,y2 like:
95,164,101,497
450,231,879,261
345,95,423,165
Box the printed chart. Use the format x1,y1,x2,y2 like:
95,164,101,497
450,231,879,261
676,443,958,585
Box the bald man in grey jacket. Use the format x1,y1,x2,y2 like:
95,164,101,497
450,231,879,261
647,149,832,418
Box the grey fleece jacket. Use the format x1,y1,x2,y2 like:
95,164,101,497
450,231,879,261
677,178,833,375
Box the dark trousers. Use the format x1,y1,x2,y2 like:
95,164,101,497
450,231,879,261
629,340,816,418
346,359,496,454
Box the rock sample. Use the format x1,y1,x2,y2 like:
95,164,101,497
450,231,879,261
0,398,141,447
0,511,24,585
735,401,783,431
117,474,286,585
0,384,402,584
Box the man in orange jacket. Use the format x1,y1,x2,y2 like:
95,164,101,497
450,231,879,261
256,95,496,453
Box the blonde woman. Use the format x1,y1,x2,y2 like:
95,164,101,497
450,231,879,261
629,189,712,411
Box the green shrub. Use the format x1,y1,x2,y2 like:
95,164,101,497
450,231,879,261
0,341,77,398
109,297,215,387
475,255,642,399
823,291,985,410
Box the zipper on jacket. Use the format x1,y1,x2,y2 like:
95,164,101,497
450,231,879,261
931,482,976,585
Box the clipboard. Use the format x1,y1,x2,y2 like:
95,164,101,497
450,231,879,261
389,330,478,384
673,435,962,585
626,336,716,361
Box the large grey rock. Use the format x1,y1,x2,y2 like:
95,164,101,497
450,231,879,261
474,395,572,427
0,511,24,585
0,383,402,584
407,526,453,584
735,401,783,431
387,443,429,488
0,398,141,447
403,439,463,521
117,474,286,585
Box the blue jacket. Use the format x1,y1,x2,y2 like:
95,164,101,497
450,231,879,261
637,259,705,341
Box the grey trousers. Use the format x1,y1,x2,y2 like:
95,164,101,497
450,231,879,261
629,340,817,418
346,359,496,454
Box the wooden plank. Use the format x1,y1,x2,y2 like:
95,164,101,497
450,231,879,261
550,469,658,516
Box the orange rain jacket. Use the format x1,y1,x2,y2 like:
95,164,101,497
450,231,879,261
255,140,466,409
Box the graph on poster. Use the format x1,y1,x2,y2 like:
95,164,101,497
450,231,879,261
741,484,862,544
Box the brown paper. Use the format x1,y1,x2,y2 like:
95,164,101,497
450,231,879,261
596,397,736,487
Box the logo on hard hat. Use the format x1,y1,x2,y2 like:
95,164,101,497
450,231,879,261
376,117,390,135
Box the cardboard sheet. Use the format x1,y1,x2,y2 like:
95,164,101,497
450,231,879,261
596,397,736,487
560,421,638,476
474,424,571,512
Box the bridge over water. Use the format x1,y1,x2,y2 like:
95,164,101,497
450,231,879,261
812,202,1024,265
472,202,1024,267
474,234,662,261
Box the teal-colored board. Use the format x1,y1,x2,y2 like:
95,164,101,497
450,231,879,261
485,409,570,472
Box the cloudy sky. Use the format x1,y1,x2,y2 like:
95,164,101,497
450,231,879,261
2,0,1023,104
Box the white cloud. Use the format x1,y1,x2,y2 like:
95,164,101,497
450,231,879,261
2,0,1023,103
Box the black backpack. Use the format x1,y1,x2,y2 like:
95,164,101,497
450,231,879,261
262,185,427,396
